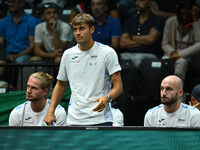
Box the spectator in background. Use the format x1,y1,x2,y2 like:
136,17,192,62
0,0,7,20
191,4,200,21
118,0,137,25
31,2,74,63
9,72,67,126
0,0,38,89
44,13,123,126
120,0,164,68
68,0,120,22
144,75,200,127
91,0,121,51
0,0,38,64
161,1,200,83
189,84,200,110
150,0,177,19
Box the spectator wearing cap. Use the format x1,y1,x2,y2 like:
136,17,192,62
189,84,200,110
31,2,74,63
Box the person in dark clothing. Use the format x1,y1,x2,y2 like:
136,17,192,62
120,0,165,68
114,67,153,126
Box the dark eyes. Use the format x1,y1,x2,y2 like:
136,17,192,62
27,85,37,90
73,27,85,32
160,87,173,91
80,27,85,30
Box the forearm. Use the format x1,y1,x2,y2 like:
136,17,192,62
48,81,67,114
35,47,55,58
178,42,200,58
17,44,34,57
109,72,123,100
132,35,156,45
52,31,67,50
93,71,123,112
120,37,141,49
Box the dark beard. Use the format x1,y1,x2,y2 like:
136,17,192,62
26,94,40,102
161,95,178,106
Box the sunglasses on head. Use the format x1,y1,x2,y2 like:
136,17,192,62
42,3,58,9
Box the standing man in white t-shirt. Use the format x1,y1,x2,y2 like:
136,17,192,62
9,72,67,126
32,2,74,63
44,13,123,126
144,75,200,127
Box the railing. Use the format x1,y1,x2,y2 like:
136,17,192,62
0,126,200,150
0,63,59,92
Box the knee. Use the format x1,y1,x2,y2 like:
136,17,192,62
16,55,30,64
30,56,42,61
175,58,188,67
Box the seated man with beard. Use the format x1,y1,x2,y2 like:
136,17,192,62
9,72,67,126
144,75,200,127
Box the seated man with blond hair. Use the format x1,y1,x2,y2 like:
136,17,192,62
9,72,67,126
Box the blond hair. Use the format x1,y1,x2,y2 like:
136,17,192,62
30,72,54,96
70,13,95,28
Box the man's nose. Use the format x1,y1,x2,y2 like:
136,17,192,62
161,89,166,95
75,29,81,34
27,87,31,93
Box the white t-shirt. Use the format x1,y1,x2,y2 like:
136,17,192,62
9,99,67,126
144,103,200,127
57,42,121,125
34,19,73,53
112,108,124,126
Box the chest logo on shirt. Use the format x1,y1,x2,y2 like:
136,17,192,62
178,119,185,122
72,56,78,60
70,56,80,63
25,117,32,120
89,55,98,66
157,118,167,126
158,119,165,122
24,117,34,125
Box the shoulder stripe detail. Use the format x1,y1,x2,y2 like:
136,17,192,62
149,104,163,112
15,101,29,110
181,103,197,110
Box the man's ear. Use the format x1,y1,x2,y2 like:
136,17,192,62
90,26,95,34
178,89,184,97
191,97,199,105
43,88,49,97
